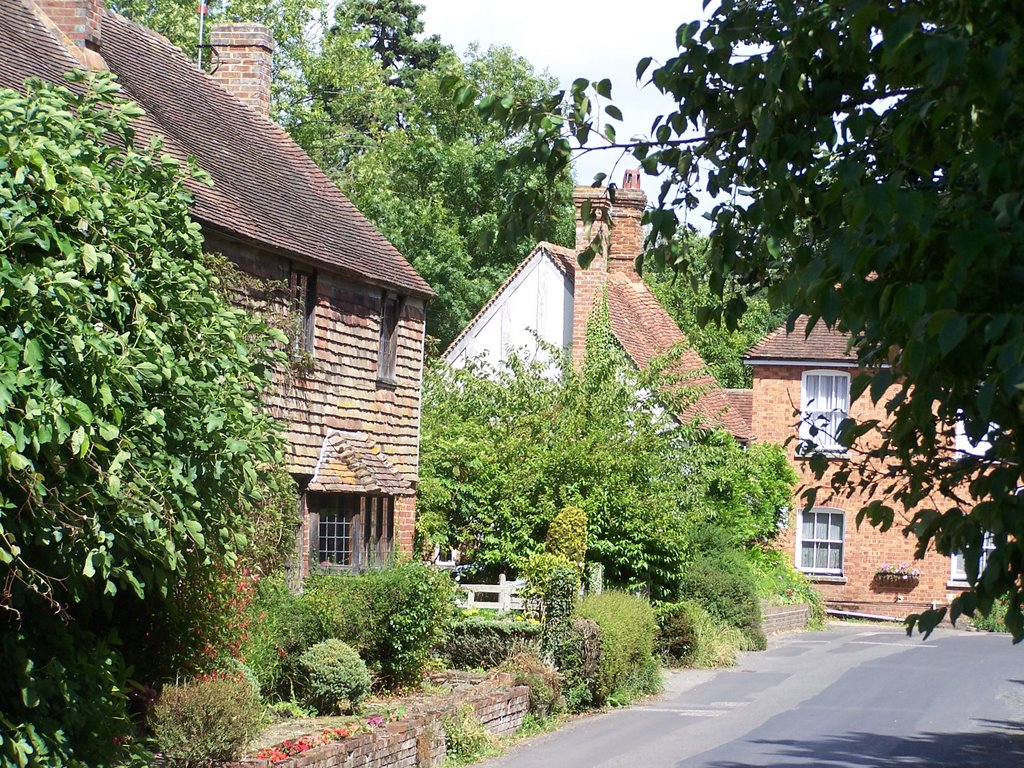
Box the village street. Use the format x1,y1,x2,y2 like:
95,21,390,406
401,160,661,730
480,623,1024,768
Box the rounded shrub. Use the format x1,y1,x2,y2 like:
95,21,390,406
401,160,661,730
523,552,578,607
298,639,371,714
678,551,767,651
578,591,659,705
546,505,588,565
150,675,265,767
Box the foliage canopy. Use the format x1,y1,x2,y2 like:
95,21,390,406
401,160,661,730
418,305,796,601
0,72,287,765
461,0,1024,639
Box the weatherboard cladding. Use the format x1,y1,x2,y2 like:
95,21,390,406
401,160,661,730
746,315,856,363
443,242,576,358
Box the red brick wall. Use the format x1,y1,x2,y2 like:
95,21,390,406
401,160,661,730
37,0,102,48
209,23,274,116
752,364,966,618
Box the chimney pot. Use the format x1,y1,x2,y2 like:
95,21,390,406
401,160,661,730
210,23,275,117
622,168,642,190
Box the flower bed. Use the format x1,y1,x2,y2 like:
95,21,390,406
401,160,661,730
224,675,529,768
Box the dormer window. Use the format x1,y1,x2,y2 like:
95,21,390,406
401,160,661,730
800,370,850,454
290,268,316,355
378,292,403,384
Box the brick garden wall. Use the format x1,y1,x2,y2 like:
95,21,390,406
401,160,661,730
761,604,811,635
222,684,530,768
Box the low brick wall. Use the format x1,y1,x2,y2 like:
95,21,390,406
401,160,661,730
761,603,811,635
223,683,530,768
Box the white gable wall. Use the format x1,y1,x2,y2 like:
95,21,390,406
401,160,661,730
445,250,573,371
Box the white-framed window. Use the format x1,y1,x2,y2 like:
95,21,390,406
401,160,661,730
800,370,850,454
950,534,996,584
796,507,845,575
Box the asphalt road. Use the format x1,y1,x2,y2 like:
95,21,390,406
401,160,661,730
480,623,1024,768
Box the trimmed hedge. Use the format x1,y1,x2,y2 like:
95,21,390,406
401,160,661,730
441,615,542,669
546,616,601,712
678,552,767,651
578,591,659,705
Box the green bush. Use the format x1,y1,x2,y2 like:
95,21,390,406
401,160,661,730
442,703,495,763
546,506,588,565
502,651,562,717
240,574,333,698
679,551,767,651
441,614,542,669
969,596,1010,632
297,639,371,714
545,616,601,712
523,553,578,606
150,675,265,767
748,547,827,627
304,561,455,686
578,592,660,706
656,600,743,668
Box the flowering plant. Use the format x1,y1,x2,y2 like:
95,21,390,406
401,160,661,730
256,727,351,764
875,562,921,580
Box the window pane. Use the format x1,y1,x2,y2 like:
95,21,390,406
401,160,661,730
802,513,815,539
815,545,829,569
801,544,815,569
828,544,842,570
829,514,843,542
815,514,829,540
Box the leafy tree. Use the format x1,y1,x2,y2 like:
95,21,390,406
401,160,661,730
645,230,786,388
463,0,1024,640
334,0,445,86
0,72,287,765
292,37,575,347
418,302,795,600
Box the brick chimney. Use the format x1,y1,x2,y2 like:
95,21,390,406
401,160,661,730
35,0,105,68
37,0,101,49
570,171,647,367
210,23,275,117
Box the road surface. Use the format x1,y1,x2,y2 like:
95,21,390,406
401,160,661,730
480,623,1024,767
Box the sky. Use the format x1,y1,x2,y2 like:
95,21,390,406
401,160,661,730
419,1,711,206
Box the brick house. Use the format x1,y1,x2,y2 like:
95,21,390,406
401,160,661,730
4,0,435,578
445,172,750,440
743,318,974,618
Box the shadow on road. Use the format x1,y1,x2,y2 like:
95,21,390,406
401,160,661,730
696,721,1024,767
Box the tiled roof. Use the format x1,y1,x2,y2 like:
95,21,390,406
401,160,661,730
604,274,752,439
2,2,433,298
723,389,753,438
745,315,856,363
307,430,412,495
442,242,574,357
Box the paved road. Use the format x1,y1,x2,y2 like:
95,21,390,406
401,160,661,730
481,623,1024,767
